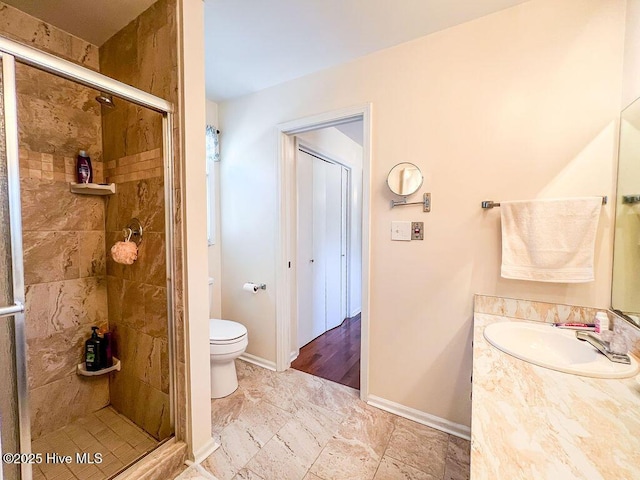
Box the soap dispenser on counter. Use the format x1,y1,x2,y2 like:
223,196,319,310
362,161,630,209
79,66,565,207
84,326,103,371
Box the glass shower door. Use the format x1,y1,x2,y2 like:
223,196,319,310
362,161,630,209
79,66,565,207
0,52,30,480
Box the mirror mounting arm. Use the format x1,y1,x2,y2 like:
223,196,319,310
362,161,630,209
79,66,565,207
390,193,431,212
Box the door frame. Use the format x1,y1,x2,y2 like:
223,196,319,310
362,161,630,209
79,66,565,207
295,143,352,346
275,104,371,401
0,52,29,479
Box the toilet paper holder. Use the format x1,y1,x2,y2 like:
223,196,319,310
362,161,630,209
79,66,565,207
243,282,267,293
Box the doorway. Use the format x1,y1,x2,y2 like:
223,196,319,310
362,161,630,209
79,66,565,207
275,105,371,398
292,144,359,388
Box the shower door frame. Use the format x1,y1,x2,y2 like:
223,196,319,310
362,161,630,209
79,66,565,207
0,36,178,480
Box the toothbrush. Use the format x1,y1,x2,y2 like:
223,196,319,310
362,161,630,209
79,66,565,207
552,322,596,331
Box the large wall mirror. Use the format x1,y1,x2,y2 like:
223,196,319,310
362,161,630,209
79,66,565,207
612,96,640,329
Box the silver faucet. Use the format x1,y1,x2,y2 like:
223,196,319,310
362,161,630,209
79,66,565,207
575,331,631,364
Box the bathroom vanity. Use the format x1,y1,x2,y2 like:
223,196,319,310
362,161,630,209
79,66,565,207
470,296,640,480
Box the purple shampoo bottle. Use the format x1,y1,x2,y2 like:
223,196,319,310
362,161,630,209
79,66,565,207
76,150,93,184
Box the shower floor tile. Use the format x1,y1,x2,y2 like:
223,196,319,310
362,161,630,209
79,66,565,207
31,406,158,480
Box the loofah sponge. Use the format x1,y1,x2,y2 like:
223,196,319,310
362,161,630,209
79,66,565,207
110,241,138,265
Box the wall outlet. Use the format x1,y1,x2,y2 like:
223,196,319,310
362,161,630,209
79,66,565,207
411,222,424,240
391,221,411,241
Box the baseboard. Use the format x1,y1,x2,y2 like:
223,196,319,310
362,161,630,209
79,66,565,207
349,308,362,318
367,395,470,440
239,352,277,371
192,438,219,464
290,350,299,363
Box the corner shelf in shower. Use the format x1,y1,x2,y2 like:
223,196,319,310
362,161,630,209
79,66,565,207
77,357,121,376
69,182,116,195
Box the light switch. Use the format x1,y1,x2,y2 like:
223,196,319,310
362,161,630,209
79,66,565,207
391,221,412,241
411,221,424,240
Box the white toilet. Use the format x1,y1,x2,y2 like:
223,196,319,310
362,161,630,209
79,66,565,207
209,318,248,398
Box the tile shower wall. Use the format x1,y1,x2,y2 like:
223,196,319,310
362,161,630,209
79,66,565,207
104,166,170,440
0,2,109,439
100,0,177,441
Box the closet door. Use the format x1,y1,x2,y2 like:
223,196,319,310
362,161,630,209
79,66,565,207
296,150,316,347
340,167,349,321
296,150,349,346
324,160,343,331
311,155,328,339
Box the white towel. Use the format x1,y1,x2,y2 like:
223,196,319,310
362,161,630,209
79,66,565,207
500,197,602,283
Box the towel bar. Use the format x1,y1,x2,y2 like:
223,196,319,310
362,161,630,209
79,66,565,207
481,196,608,209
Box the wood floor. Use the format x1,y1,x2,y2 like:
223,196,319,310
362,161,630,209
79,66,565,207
291,314,361,390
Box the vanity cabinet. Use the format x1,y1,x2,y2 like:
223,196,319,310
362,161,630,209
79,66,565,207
471,304,640,480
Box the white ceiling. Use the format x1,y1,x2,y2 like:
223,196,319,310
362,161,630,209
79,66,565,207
204,0,529,101
4,0,530,101
2,0,157,46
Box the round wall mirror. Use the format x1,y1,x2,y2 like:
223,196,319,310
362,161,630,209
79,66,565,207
386,162,423,196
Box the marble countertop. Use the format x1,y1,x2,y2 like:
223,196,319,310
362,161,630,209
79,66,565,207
471,313,640,480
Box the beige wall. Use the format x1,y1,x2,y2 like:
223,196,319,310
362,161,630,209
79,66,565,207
177,0,213,460
219,0,625,428
623,0,640,108
206,99,222,318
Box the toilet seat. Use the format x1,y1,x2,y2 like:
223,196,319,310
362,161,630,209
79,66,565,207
209,319,247,345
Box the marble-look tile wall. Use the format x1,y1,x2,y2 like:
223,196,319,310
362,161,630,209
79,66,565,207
608,310,640,358
100,0,177,442
104,147,162,184
19,148,104,183
105,167,170,440
0,2,109,439
20,107,108,439
0,2,99,69
473,295,599,324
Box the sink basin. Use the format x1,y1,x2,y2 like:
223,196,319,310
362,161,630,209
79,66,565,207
483,321,639,378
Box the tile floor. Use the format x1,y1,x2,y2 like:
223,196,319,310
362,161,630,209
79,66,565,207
175,360,470,480
31,406,158,480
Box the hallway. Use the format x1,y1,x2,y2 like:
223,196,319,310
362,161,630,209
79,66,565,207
292,314,361,389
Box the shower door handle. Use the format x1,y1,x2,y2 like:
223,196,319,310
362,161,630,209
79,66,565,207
0,302,24,319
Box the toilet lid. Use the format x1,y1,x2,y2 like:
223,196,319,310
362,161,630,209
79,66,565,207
209,319,247,343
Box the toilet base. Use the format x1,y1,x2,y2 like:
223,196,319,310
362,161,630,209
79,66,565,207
210,356,240,398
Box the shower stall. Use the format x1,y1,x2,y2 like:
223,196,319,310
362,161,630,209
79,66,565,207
0,33,177,480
